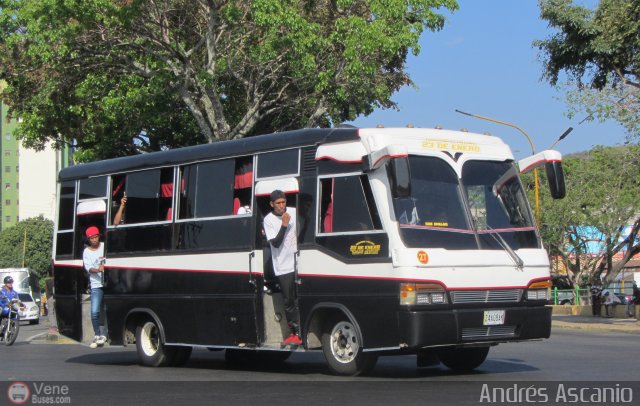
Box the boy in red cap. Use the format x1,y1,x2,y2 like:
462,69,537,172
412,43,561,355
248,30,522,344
83,226,107,348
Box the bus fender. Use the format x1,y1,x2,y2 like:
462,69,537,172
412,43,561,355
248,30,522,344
304,303,364,350
123,308,167,347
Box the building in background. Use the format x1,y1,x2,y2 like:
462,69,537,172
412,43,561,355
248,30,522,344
19,141,72,222
1,87,72,230
0,96,20,231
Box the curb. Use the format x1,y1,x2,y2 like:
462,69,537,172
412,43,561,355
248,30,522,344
28,330,77,345
552,320,640,334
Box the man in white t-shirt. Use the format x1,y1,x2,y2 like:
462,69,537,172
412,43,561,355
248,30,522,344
263,190,301,346
601,289,621,318
83,226,107,348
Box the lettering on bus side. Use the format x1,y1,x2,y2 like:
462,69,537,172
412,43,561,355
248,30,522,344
349,240,382,256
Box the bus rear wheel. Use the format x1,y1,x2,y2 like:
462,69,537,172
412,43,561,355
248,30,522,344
135,320,176,367
321,315,377,376
437,346,489,372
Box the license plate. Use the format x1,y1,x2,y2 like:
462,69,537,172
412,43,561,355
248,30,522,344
483,310,505,326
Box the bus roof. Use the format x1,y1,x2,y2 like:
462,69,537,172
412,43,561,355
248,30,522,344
58,128,359,181
59,126,513,181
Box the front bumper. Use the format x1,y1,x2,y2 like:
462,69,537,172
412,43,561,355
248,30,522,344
398,305,551,349
19,309,40,321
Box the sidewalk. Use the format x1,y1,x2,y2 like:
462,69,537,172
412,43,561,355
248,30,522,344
552,314,640,334
28,312,77,345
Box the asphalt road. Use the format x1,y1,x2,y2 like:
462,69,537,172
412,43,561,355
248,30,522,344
3,319,640,405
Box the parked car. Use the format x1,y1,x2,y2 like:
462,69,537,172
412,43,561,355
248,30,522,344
18,293,40,325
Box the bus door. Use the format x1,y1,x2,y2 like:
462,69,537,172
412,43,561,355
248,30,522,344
56,199,107,342
253,178,299,347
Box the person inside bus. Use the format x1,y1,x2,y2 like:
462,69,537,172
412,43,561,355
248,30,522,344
263,190,302,346
0,276,20,319
113,193,127,225
83,226,108,348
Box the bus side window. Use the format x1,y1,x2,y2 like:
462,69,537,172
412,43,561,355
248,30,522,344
178,159,235,219
122,169,161,224
233,157,253,215
319,175,382,233
159,168,174,221
110,175,126,225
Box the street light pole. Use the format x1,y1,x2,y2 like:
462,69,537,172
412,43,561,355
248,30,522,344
455,109,541,225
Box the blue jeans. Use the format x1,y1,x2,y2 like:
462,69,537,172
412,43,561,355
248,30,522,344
90,287,103,336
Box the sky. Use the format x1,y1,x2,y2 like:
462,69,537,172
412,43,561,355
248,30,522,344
349,0,627,160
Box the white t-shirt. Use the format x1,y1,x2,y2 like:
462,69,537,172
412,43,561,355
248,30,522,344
602,289,621,305
264,207,297,276
83,243,105,289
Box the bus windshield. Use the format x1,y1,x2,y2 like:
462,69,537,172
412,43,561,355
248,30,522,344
392,156,539,250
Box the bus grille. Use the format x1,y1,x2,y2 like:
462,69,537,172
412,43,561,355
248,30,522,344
462,326,517,340
450,289,522,304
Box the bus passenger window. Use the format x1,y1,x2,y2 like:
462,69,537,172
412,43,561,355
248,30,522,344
233,157,253,215
159,168,174,221
319,175,382,233
110,175,126,225
178,159,235,219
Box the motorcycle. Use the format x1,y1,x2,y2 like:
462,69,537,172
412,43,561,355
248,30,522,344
0,298,21,346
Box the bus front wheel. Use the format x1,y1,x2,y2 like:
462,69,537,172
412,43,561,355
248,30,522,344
135,320,175,367
437,346,489,372
321,315,377,376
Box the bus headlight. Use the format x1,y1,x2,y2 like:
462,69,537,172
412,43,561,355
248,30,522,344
526,280,551,301
400,283,447,305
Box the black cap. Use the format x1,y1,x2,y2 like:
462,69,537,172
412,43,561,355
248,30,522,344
4,276,13,284
270,189,286,202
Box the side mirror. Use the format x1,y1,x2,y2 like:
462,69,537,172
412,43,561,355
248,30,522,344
518,150,566,200
387,157,411,198
545,161,566,199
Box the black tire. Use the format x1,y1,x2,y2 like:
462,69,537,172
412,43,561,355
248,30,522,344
4,318,19,346
321,315,377,376
135,320,176,367
29,319,39,325
437,346,489,372
168,346,192,367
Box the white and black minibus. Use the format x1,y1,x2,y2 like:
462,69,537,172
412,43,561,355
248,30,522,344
53,127,565,375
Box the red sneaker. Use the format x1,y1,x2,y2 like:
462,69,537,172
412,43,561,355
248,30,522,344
282,334,302,346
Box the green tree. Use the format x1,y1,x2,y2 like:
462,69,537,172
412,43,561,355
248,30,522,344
528,145,640,286
535,0,640,140
0,0,458,161
563,82,639,143
0,216,54,283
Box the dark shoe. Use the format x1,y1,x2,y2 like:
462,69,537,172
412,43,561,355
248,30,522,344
282,334,302,346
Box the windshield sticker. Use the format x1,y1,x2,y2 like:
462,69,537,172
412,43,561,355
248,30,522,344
425,221,449,227
422,139,481,153
349,240,382,256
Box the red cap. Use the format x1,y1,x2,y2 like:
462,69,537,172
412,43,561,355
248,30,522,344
85,226,100,238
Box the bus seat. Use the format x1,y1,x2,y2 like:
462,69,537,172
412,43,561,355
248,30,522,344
323,201,333,233
161,183,173,198
233,197,241,214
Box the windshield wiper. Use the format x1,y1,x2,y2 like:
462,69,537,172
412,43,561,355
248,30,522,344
482,224,524,271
